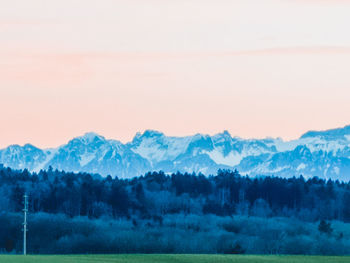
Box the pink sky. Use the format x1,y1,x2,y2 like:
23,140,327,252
1,0,350,148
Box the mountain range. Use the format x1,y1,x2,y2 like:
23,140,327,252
1,125,350,180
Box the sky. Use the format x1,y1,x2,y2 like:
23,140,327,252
1,0,350,148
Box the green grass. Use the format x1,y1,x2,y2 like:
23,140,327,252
0,254,350,263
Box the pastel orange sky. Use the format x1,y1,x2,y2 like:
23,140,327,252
1,0,350,148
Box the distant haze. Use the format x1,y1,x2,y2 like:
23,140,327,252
1,0,350,148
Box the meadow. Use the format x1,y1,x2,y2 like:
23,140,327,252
1,254,350,263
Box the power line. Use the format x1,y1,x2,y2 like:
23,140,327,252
23,193,28,255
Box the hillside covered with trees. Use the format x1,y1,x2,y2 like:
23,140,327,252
1,166,350,254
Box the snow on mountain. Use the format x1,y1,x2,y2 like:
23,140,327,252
0,144,47,171
128,130,192,164
1,125,350,179
300,125,350,140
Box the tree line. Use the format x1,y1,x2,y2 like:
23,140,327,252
1,166,350,222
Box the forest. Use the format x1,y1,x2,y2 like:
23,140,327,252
1,165,350,254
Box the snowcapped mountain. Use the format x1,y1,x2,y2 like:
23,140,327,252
1,125,350,179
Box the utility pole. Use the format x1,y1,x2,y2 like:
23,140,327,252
23,193,28,255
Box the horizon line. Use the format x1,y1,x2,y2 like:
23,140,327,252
1,123,349,150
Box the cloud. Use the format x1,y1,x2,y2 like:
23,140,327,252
0,20,45,27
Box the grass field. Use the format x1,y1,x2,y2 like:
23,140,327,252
0,254,350,263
